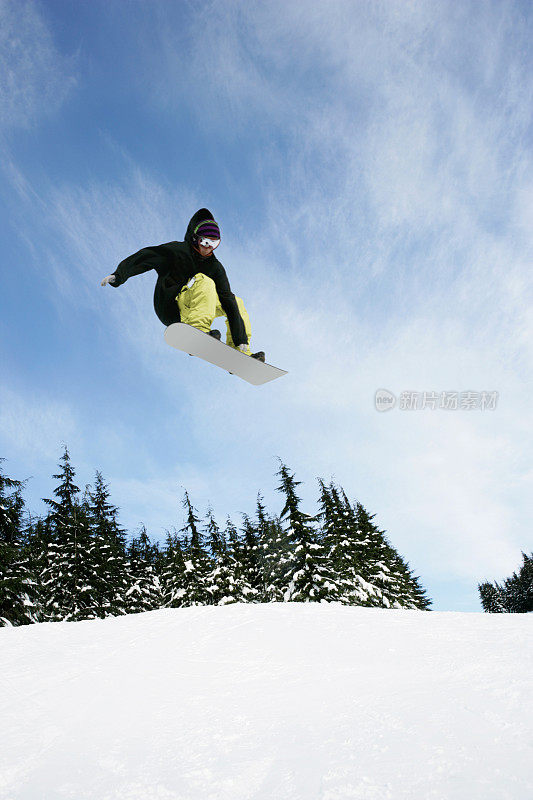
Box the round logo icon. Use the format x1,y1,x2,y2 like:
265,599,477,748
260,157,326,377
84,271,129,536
375,389,396,412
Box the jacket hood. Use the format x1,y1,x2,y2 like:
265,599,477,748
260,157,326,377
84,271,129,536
184,208,218,245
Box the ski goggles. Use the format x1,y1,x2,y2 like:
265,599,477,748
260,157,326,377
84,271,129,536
198,236,220,250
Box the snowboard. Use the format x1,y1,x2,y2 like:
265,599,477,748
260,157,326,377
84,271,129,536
164,323,288,386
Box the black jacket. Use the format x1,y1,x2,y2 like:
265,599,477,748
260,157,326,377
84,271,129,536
111,208,248,346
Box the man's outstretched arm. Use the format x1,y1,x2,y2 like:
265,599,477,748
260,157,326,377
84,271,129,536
101,244,172,288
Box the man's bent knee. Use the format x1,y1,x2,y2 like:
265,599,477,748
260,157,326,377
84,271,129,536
177,274,218,333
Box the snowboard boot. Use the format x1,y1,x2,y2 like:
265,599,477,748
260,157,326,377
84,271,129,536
209,328,263,361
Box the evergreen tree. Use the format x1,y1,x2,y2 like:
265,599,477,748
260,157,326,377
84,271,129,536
319,484,430,609
239,515,261,600
254,494,272,600
225,517,243,564
161,532,187,608
0,461,37,626
255,495,288,602
204,508,225,558
478,581,506,613
24,514,53,621
349,500,394,607
503,553,533,613
317,481,371,605
479,553,533,613
179,492,212,606
385,549,431,610
40,448,97,621
276,463,338,602
223,517,256,602
85,471,130,617
351,498,430,609
126,526,163,613
204,511,240,605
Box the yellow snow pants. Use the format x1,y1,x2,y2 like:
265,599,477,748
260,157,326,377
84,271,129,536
177,273,252,355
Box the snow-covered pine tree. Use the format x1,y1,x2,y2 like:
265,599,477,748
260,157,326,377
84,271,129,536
501,553,533,613
346,495,430,609
225,516,243,564
0,461,37,626
85,471,130,617
223,517,256,602
24,515,53,621
126,526,163,613
339,497,392,607
276,463,338,603
41,448,98,622
317,480,372,605
384,549,432,610
205,508,225,557
239,515,261,600
407,563,432,610
179,492,212,606
479,553,533,613
161,532,187,608
478,581,506,612
203,510,240,605
255,495,288,602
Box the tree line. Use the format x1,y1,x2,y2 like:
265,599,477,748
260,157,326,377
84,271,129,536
478,554,533,613
0,448,433,626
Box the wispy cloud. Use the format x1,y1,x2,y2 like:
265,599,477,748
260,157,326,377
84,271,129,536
0,385,79,462
0,0,76,134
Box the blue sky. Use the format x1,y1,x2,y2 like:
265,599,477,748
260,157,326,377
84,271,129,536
1,0,531,611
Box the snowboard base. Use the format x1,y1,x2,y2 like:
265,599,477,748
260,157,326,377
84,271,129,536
164,323,287,386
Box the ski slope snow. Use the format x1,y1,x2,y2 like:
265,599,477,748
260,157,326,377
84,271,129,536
1,603,532,799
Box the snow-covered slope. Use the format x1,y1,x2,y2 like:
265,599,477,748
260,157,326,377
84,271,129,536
1,604,531,799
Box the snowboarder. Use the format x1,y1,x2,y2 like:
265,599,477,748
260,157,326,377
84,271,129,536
101,208,264,361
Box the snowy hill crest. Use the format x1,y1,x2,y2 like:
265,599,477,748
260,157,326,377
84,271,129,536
1,603,532,799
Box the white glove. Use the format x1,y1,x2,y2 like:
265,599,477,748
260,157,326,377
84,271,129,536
237,344,248,353
101,274,116,286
